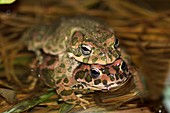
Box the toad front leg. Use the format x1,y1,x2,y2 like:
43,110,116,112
39,54,89,109
56,77,90,109
54,54,90,109
39,54,78,85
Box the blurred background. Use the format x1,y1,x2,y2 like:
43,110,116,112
0,0,170,112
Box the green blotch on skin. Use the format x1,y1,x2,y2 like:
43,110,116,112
54,75,66,86
68,66,72,72
110,76,115,81
72,48,81,57
113,50,120,59
119,74,124,79
108,52,113,62
92,57,98,63
40,68,55,86
101,56,106,62
103,67,110,75
56,79,62,84
76,50,82,57
83,57,89,63
113,66,119,72
115,73,119,80
62,74,66,77
93,48,100,54
109,43,114,48
64,78,69,83
72,37,78,46
75,71,85,80
41,68,53,77
60,63,65,68
57,69,62,73
102,80,107,85
67,48,73,53
60,90,73,96
47,58,56,66
94,79,101,85
55,74,66,80
85,74,92,83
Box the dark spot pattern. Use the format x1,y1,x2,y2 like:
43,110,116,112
117,81,122,84
123,73,128,78
113,66,119,72
101,55,106,61
56,79,62,84
110,75,115,81
85,74,92,83
94,79,101,85
119,74,124,79
75,71,85,80
60,63,65,68
92,57,98,63
41,68,54,78
115,73,119,80
64,78,69,83
60,90,73,96
47,58,56,66
75,48,82,57
102,80,107,85
103,67,110,75
83,57,89,63
72,37,78,46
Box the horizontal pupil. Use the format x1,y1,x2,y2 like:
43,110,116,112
90,69,100,78
82,47,90,51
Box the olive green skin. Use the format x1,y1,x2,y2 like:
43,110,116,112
24,16,120,65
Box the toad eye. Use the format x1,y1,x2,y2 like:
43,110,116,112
121,61,127,71
114,38,119,49
90,68,100,78
81,44,92,55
